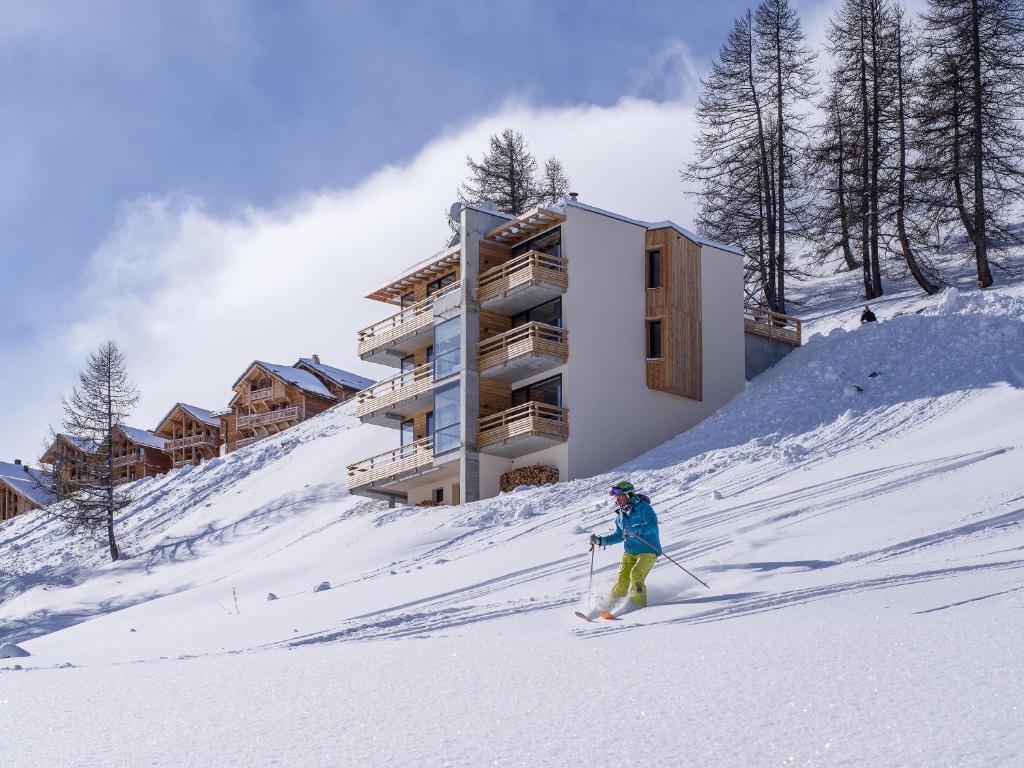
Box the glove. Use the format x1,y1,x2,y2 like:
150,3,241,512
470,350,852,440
589,534,601,548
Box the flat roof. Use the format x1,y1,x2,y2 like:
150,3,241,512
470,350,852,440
365,244,461,305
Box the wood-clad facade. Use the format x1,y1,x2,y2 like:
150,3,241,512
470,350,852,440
224,358,370,453
644,226,703,401
155,404,222,468
108,427,172,485
0,461,53,521
40,435,98,497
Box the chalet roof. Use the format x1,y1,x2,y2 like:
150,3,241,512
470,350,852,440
0,461,56,507
365,244,461,305
484,206,567,246
59,434,99,454
295,358,375,392
155,402,221,433
115,426,168,451
232,361,336,400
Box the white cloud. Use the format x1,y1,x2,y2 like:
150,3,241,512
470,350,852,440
1,96,699,462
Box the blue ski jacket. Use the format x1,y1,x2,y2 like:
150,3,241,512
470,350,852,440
599,494,662,556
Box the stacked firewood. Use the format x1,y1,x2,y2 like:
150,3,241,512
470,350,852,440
499,464,559,493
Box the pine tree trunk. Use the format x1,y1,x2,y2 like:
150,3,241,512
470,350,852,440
895,13,939,295
106,365,119,562
748,14,777,309
970,0,993,287
774,19,787,314
859,9,874,299
868,0,883,297
836,104,859,271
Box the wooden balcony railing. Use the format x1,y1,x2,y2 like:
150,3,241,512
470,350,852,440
743,305,802,346
478,402,568,450
357,281,461,357
477,251,567,305
478,322,568,373
234,436,261,450
167,434,218,451
236,405,304,430
355,363,433,419
347,436,434,490
112,453,142,469
246,386,275,403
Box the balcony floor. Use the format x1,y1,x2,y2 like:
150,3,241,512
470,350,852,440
479,431,566,458
480,281,565,317
350,451,459,496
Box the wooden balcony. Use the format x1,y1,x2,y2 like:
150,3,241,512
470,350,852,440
347,436,435,491
357,281,461,365
355,363,434,426
236,405,304,430
478,322,568,382
744,305,802,347
166,435,218,451
478,402,568,458
477,251,567,315
234,436,262,451
112,453,142,469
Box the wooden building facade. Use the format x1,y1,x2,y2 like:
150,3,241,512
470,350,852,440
107,426,172,485
1,460,55,522
155,403,222,468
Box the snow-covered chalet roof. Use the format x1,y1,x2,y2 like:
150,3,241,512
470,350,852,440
116,426,168,451
0,460,56,507
295,358,375,392
156,403,221,431
233,361,336,400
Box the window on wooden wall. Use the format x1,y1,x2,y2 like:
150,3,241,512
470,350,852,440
647,320,663,360
426,273,457,297
647,249,663,289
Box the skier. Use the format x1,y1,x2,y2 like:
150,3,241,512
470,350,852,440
589,481,661,609
860,305,877,324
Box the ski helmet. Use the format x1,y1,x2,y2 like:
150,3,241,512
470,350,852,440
608,480,636,497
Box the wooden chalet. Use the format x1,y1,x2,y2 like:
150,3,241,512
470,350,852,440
106,426,172,485
1,460,55,522
40,434,99,497
224,357,373,453
154,403,223,468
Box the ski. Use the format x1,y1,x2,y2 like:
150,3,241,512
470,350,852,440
598,610,619,620
574,611,594,622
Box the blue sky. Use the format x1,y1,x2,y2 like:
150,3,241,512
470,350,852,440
0,0,831,461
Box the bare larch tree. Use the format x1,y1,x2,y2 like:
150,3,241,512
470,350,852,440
461,129,572,216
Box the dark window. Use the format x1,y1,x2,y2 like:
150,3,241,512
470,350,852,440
647,249,662,289
400,354,416,373
512,375,562,408
433,487,444,504
433,382,460,455
511,227,561,258
433,317,461,378
512,297,562,329
426,273,457,297
426,411,435,436
648,320,663,360
400,291,416,308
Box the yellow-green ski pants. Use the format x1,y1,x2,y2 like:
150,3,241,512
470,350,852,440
610,552,658,607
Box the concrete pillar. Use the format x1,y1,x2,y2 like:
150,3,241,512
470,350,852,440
458,205,508,503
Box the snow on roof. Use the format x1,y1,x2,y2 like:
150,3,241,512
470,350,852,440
550,199,744,257
0,461,56,507
156,403,221,430
236,361,337,400
117,426,168,451
296,358,375,392
60,435,99,454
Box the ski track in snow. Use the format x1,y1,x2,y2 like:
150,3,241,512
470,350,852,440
2,280,1024,766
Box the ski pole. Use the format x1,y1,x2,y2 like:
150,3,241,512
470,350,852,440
586,542,596,604
633,534,710,589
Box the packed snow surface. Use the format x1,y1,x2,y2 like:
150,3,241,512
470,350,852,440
2,285,1024,767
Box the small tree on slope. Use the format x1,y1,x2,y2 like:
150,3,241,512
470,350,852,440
58,341,140,561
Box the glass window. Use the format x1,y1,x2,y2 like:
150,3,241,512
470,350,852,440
400,291,416,308
432,487,444,504
433,317,461,378
647,249,662,289
648,320,663,360
400,354,416,373
512,375,562,408
426,411,435,436
511,227,561,258
433,382,460,455
426,273,456,297
512,297,562,329
400,419,415,446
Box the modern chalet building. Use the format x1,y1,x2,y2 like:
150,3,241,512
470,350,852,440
345,198,749,506
107,426,172,485
154,403,223,468
0,460,54,521
40,434,99,496
223,357,373,452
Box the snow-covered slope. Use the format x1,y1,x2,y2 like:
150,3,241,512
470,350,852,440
2,285,1023,767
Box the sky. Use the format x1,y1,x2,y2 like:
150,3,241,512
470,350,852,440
0,0,842,463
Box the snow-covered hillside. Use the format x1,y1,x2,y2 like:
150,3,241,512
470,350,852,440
2,283,1024,767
